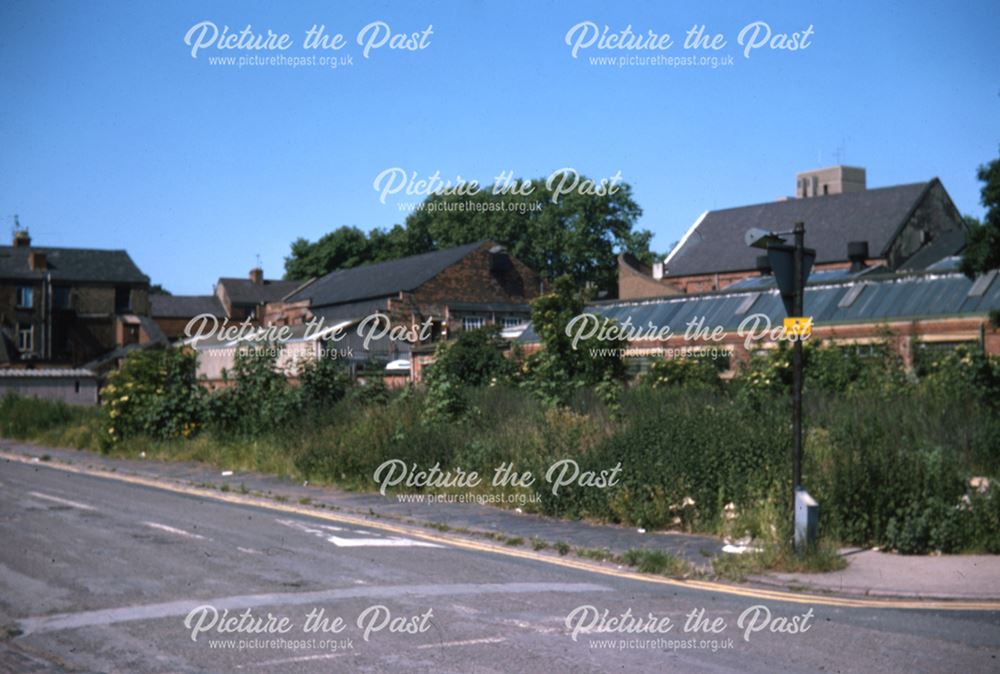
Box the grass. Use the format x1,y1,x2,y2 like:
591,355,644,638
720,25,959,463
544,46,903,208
712,540,847,582
622,548,691,577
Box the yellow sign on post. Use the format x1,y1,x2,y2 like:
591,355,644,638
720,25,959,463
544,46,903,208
784,317,813,338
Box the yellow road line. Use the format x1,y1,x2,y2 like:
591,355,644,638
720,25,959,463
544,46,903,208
3,450,999,612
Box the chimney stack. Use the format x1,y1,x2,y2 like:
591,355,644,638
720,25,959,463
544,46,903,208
847,241,869,272
13,230,31,248
249,267,264,285
796,166,866,198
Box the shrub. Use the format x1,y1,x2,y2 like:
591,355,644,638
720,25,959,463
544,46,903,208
102,347,201,444
206,348,299,438
640,356,722,390
298,354,351,409
425,326,514,387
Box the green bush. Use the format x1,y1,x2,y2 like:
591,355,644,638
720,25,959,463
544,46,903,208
640,356,722,390
102,347,202,444
425,326,514,387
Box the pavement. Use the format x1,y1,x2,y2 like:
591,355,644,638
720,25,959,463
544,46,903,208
1,450,999,673
749,549,1000,600
1,439,999,606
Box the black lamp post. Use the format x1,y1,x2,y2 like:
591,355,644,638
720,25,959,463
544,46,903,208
746,222,817,552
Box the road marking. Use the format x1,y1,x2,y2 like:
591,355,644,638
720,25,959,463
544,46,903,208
142,521,208,541
28,491,95,511
243,653,350,668
6,451,1000,612
417,637,507,649
276,517,442,548
16,582,610,636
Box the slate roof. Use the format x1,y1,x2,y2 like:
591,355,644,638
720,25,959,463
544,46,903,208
519,267,1000,344
663,182,934,277
0,246,148,283
150,294,227,318
216,278,303,305
287,240,487,308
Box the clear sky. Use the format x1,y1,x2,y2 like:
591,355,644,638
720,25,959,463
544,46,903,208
1,0,998,294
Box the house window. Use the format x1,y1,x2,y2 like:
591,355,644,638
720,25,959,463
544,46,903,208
500,316,524,329
53,286,71,309
17,323,33,353
16,286,33,308
463,316,484,331
114,286,131,313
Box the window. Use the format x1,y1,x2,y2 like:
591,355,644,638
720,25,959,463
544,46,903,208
53,286,71,309
463,316,484,331
17,323,33,353
114,286,131,313
16,286,33,308
501,316,524,329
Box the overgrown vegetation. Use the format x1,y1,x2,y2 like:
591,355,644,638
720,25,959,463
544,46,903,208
2,290,999,560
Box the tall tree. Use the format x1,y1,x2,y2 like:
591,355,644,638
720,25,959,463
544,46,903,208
961,149,1000,278
283,175,653,296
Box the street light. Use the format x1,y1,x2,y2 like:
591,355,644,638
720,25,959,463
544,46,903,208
747,222,818,553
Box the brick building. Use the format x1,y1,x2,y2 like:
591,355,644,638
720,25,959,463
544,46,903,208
150,294,228,340
531,256,1000,377
0,229,161,368
150,268,303,340
260,240,541,371
622,167,969,298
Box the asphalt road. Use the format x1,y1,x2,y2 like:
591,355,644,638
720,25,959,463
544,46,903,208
1,458,998,673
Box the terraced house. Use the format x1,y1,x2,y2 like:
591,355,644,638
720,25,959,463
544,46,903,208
0,229,161,368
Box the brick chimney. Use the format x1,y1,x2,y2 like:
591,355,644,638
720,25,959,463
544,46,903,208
13,230,31,248
249,267,264,285
796,166,866,198
29,251,47,270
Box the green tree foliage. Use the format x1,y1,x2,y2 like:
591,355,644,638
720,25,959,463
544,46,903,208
425,326,514,387
961,149,1000,277
522,275,626,405
102,347,201,443
405,179,650,295
284,225,425,281
282,175,653,296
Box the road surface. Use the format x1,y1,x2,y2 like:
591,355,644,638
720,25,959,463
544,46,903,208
1,457,998,673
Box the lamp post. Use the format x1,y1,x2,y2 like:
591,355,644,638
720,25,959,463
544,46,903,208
745,222,817,553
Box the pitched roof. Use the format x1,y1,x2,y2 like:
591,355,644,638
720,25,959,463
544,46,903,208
216,278,303,305
0,245,148,283
150,294,227,318
663,182,933,278
287,240,487,307
518,266,1000,343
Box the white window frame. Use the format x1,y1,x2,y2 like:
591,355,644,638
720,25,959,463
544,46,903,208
17,323,33,353
463,316,484,331
500,316,524,329
16,286,33,308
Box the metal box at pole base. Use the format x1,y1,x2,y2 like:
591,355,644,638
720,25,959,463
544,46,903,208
795,489,819,552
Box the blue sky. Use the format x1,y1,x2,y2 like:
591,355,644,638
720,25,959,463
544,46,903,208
1,0,998,294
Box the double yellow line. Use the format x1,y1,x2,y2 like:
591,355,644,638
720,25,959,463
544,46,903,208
4,450,998,612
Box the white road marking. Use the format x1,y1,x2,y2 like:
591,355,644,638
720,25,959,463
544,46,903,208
276,518,441,548
237,546,260,554
142,522,208,540
417,637,507,649
18,582,610,636
28,491,95,511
